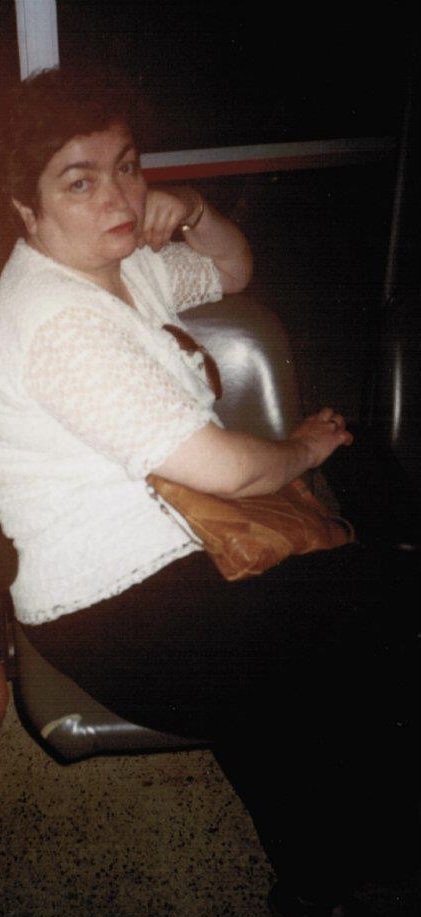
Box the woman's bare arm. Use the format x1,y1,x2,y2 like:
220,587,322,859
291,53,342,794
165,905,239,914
141,186,253,294
153,407,353,498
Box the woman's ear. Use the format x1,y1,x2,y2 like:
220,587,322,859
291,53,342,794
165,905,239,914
12,198,37,235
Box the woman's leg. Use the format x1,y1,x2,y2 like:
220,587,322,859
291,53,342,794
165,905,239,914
214,545,419,902
23,542,420,903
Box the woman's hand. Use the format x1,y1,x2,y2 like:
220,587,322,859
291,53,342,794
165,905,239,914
140,185,253,294
141,187,203,252
289,407,353,468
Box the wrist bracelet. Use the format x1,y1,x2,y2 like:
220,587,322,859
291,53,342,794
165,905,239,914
180,197,205,232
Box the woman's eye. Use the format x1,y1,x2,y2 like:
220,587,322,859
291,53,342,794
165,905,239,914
119,161,138,176
69,178,90,193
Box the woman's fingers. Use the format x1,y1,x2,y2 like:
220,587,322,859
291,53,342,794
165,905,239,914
290,407,354,466
316,407,351,437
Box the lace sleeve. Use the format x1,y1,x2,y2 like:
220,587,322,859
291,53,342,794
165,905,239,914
159,242,223,310
24,306,214,478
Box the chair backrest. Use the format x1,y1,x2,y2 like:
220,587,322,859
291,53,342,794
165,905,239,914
1,292,302,760
184,292,301,439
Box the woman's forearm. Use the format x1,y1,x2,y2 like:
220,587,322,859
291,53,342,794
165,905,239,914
153,410,353,498
142,186,253,294
180,196,253,294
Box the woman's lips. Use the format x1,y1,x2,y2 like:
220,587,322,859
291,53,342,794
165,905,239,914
108,221,136,234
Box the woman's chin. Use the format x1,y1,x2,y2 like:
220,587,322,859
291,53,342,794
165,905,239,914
106,234,139,260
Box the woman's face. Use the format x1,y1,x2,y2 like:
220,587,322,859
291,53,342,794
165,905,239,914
13,122,147,280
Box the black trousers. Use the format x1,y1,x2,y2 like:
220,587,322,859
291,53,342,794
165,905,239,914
24,532,420,903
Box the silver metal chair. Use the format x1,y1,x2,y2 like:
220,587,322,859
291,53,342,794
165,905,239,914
0,292,301,761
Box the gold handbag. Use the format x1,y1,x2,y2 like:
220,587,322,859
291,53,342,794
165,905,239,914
147,324,354,581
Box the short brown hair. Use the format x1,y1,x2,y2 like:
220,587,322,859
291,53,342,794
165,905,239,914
1,64,145,213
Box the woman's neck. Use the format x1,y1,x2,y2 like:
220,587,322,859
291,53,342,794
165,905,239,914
100,273,136,308
73,260,136,307
28,238,136,308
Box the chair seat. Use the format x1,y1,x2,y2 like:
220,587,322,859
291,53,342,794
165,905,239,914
14,622,207,761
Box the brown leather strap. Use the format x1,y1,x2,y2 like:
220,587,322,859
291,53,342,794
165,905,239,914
163,323,222,399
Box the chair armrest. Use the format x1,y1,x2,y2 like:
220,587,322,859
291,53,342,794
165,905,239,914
183,292,302,439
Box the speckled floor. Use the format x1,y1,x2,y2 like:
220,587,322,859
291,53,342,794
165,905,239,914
2,690,421,917
1,694,275,916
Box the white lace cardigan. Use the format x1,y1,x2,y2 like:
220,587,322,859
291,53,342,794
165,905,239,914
0,239,223,624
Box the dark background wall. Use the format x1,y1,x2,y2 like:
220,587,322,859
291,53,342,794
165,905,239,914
55,1,413,150
1,1,415,150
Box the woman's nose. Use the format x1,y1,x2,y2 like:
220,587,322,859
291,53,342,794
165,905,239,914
103,176,128,208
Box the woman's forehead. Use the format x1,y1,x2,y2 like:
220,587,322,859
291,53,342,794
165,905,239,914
45,123,136,176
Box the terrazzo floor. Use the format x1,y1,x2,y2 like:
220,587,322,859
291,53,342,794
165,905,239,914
1,694,275,916
2,687,421,917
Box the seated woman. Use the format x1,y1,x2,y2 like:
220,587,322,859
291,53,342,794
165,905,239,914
0,67,418,917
